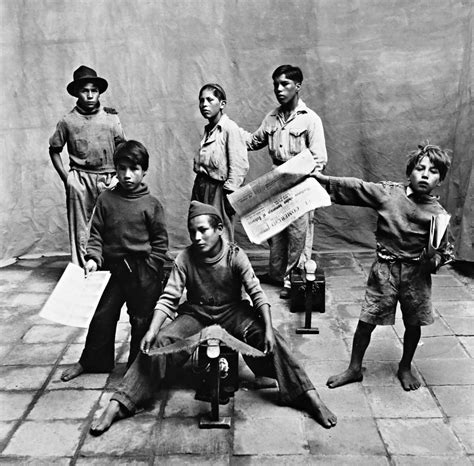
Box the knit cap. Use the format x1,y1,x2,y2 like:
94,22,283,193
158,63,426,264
188,201,222,223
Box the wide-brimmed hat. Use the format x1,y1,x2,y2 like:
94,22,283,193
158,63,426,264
67,65,108,96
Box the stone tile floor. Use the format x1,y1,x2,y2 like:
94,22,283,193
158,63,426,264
0,251,472,465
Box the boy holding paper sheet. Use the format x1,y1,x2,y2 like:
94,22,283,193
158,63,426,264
61,140,169,381
311,143,454,391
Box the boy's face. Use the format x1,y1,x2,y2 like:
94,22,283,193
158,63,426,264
273,74,301,105
76,82,100,109
408,156,441,195
199,89,225,121
116,160,145,191
188,215,223,257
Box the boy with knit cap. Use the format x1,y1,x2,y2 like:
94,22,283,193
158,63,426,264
61,140,168,382
49,65,126,266
89,200,337,435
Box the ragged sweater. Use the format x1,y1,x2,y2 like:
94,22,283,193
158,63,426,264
86,183,168,271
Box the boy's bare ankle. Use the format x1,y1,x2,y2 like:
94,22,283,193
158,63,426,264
397,364,421,391
326,367,363,389
90,400,128,436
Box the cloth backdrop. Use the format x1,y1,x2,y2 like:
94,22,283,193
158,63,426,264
0,0,472,263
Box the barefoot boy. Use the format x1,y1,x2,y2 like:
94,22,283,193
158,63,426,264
49,65,126,266
245,65,327,299
312,144,454,391
90,201,336,435
61,140,168,381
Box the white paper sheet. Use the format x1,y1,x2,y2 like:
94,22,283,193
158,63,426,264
228,150,331,243
39,263,111,328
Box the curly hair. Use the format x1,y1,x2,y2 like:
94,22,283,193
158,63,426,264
406,143,451,181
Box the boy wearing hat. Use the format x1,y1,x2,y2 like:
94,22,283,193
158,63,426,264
49,65,126,266
89,200,337,435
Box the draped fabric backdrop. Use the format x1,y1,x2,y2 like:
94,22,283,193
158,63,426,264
1,0,472,263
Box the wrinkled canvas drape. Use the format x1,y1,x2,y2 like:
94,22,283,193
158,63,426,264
1,0,472,262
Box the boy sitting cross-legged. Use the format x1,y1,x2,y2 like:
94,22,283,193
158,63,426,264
311,143,454,391
90,201,337,435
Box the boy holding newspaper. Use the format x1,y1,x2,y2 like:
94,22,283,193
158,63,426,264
311,143,454,391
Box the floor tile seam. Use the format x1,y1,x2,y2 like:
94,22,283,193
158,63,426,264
0,335,78,454
357,374,396,465
70,379,124,464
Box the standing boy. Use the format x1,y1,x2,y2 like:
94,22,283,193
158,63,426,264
49,65,126,266
89,201,337,435
311,144,454,390
245,65,327,298
61,140,168,381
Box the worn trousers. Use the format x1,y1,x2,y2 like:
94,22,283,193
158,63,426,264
79,257,163,372
268,212,311,288
112,302,314,412
66,170,117,267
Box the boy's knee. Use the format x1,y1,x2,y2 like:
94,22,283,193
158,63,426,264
356,321,376,335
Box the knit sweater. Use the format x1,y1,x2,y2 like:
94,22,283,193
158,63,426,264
156,240,269,319
326,176,454,264
86,183,168,271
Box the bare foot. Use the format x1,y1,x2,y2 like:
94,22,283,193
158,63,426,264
89,400,129,436
61,362,84,382
326,368,363,389
296,390,337,429
397,366,421,391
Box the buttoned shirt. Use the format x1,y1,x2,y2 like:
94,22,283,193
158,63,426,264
246,99,327,169
194,114,249,192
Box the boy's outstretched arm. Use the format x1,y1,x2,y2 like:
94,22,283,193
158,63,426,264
257,304,276,354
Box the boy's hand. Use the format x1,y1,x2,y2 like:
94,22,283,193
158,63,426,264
308,168,329,185
264,327,275,355
420,249,440,274
223,190,236,217
140,329,159,354
84,259,98,277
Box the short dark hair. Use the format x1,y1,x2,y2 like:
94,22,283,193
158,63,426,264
113,140,149,171
199,83,227,101
272,65,303,84
405,143,451,181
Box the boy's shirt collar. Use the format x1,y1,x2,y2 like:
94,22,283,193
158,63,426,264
192,238,227,264
405,185,438,202
271,99,308,125
204,113,230,135
114,182,149,198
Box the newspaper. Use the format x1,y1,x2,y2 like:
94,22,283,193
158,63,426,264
429,213,451,251
228,149,331,244
39,262,111,328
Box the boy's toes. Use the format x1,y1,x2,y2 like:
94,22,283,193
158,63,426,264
397,368,421,391
60,363,84,382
